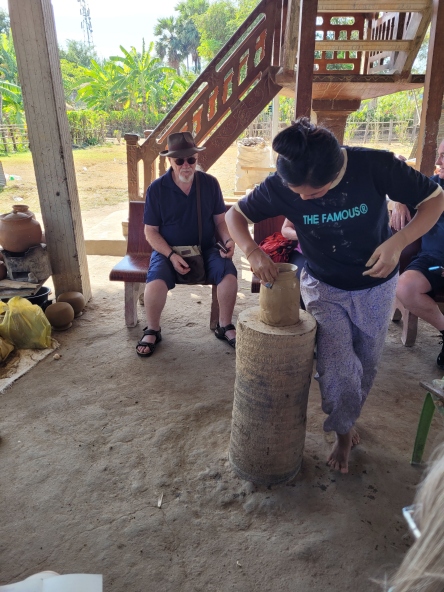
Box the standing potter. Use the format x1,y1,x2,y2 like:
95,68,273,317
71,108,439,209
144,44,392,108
226,118,444,473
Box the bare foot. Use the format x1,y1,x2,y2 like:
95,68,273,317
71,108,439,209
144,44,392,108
327,431,353,474
351,428,360,447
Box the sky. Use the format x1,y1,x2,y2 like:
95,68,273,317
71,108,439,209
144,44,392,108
0,0,180,59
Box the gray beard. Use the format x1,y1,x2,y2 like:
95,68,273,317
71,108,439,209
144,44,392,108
178,170,194,184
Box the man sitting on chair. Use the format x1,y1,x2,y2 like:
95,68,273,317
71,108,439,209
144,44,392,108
393,139,444,367
136,132,238,357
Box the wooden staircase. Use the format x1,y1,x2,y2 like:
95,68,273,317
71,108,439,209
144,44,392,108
124,0,434,200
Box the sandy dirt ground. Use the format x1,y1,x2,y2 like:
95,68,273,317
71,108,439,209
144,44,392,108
1,250,444,591
1,141,443,591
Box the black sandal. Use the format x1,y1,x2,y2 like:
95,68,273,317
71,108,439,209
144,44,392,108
215,323,236,349
136,327,162,357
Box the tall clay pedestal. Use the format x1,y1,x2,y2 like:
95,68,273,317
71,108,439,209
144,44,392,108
229,307,316,485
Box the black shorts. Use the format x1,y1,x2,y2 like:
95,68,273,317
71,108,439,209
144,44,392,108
405,254,444,297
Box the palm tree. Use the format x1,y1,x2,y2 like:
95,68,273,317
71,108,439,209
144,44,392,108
175,0,209,73
154,16,186,74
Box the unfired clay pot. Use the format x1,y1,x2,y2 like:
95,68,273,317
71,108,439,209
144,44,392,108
0,261,6,281
259,263,300,327
0,208,42,252
45,302,75,331
57,291,85,317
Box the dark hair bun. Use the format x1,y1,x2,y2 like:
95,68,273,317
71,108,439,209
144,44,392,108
272,117,315,161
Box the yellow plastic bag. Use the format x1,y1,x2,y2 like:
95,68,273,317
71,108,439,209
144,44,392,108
0,296,51,349
0,336,14,361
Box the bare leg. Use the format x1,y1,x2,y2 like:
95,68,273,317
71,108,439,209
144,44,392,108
136,279,168,355
327,431,353,474
397,270,444,331
217,273,237,341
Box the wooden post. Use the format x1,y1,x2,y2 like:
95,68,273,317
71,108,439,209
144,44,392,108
281,0,301,73
312,99,361,144
124,133,141,201
415,0,444,176
8,0,91,299
388,119,394,145
143,129,156,192
271,96,280,162
295,0,318,119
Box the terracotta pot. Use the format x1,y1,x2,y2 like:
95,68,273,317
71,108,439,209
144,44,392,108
259,263,300,327
12,204,36,219
0,209,42,253
57,291,85,317
45,302,74,331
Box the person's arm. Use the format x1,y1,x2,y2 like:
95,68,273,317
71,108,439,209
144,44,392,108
213,213,235,259
225,207,278,283
144,225,190,275
281,218,298,241
363,192,444,277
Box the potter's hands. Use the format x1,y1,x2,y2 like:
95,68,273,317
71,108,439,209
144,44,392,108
170,253,190,275
247,247,278,284
391,202,412,231
363,233,405,278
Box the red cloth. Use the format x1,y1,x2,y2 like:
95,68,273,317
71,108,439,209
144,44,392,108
258,232,296,263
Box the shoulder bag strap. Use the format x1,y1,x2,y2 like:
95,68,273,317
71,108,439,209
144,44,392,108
196,172,202,247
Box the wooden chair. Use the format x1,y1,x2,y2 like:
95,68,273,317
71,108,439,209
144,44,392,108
109,201,219,329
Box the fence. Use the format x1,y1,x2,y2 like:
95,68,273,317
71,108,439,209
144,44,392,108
0,116,420,154
0,124,29,153
344,119,418,145
238,114,419,146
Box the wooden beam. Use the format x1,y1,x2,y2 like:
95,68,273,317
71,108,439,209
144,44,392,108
394,9,432,75
318,0,430,11
295,0,318,118
282,0,300,72
316,40,411,51
8,0,91,300
415,0,444,176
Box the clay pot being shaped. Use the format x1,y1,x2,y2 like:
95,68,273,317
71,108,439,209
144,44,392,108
57,291,85,317
45,302,75,331
0,208,42,253
259,262,300,327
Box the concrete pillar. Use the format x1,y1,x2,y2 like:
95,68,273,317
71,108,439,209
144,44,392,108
8,0,91,299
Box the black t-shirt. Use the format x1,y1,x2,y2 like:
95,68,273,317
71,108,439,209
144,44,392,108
238,147,441,290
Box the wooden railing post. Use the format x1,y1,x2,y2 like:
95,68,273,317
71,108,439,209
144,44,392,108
295,0,318,119
124,133,141,201
143,129,156,194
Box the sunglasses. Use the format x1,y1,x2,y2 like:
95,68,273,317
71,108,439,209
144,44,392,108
174,157,197,165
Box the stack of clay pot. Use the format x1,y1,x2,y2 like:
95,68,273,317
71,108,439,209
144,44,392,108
0,204,42,253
